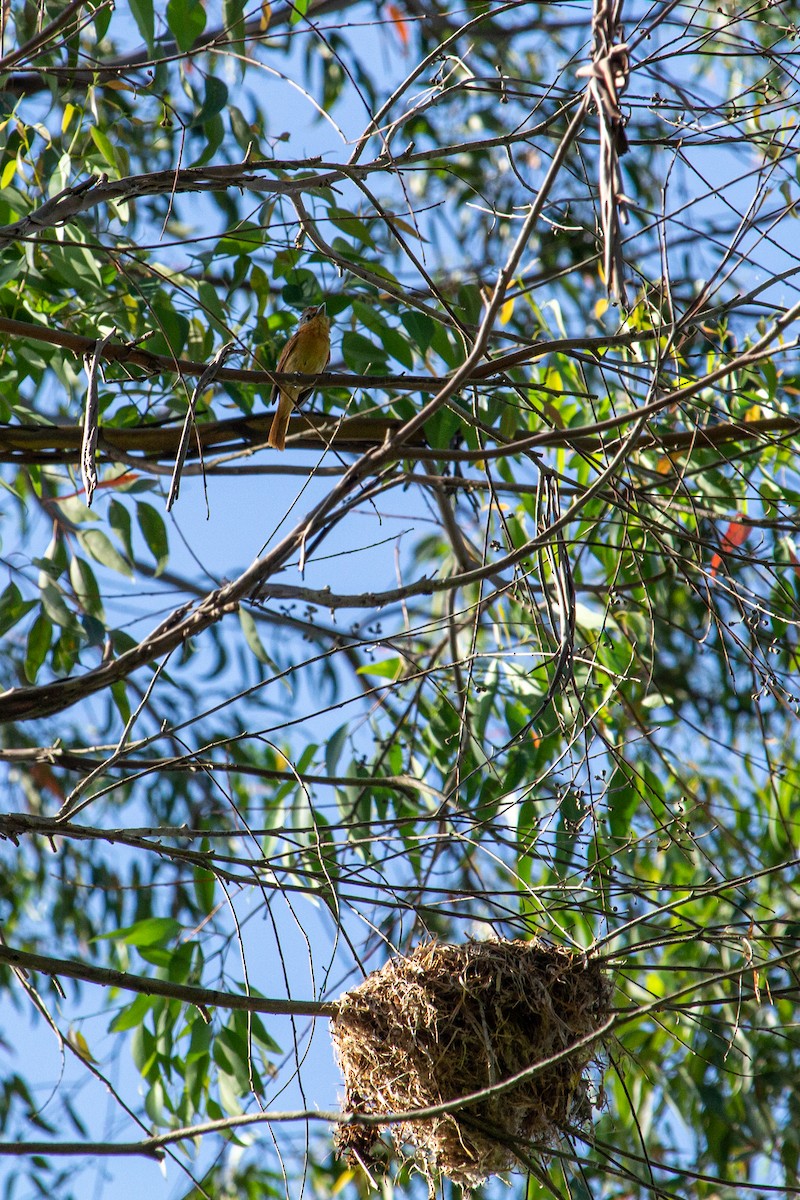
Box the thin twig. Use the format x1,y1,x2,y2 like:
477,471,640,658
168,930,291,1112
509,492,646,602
166,340,235,511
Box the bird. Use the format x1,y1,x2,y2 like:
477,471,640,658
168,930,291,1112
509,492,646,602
267,303,331,451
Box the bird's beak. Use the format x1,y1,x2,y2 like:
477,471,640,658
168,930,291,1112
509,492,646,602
316,303,327,315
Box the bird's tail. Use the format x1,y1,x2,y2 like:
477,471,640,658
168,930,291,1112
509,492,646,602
268,393,293,451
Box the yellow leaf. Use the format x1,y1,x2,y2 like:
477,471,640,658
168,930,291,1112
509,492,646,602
332,1169,357,1196
68,1028,98,1064
744,404,762,422
0,158,15,189
61,103,77,134
500,296,515,325
656,454,674,474
260,1,272,31
594,297,609,319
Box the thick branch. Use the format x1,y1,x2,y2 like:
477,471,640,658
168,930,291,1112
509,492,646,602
0,405,796,467
1,308,798,724
0,942,338,1018
0,758,439,794
0,311,655,393
0,409,413,463
0,160,385,249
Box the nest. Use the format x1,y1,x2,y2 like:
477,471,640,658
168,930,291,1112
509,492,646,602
331,939,611,1190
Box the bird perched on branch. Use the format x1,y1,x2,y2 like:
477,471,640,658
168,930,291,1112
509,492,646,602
267,303,331,451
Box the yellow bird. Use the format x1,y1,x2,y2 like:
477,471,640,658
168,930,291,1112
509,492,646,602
267,303,331,451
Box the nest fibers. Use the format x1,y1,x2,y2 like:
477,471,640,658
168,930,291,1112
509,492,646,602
331,939,611,1189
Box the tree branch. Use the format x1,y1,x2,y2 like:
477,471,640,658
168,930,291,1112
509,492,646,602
0,160,391,249
1,298,797,725
0,942,338,1018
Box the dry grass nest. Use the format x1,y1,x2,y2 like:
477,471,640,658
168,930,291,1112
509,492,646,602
331,938,612,1190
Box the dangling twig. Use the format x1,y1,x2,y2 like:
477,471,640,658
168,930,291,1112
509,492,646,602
81,329,116,507
166,340,236,512
577,0,630,304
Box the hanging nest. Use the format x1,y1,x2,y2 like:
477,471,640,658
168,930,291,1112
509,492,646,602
331,938,611,1190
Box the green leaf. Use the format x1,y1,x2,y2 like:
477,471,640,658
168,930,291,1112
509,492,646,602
377,323,414,369
325,723,349,775
144,1078,167,1124
401,311,435,355
216,1068,243,1115
357,657,402,679
607,764,639,840
147,301,190,358
136,946,174,969
39,581,74,629
187,1012,213,1058
328,208,376,248
281,270,323,307
69,556,105,620
217,223,267,257
77,529,133,578
24,611,52,683
341,331,388,374
554,789,585,878
89,127,121,174
93,3,113,39
239,607,273,665
193,865,216,913
136,502,169,575
166,0,207,50
51,628,81,675
128,0,155,50
214,1024,252,1093
166,941,196,983
0,186,31,223
186,1037,211,1109
195,75,229,124
110,678,131,724
246,1011,281,1054
108,498,134,558
109,993,156,1034
131,1023,153,1074
0,583,36,636
223,0,247,51
98,917,181,947
190,112,225,168
199,282,227,326
423,405,464,450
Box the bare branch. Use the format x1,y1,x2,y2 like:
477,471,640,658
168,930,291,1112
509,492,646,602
0,942,338,1018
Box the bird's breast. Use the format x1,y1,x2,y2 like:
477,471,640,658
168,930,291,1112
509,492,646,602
294,343,329,371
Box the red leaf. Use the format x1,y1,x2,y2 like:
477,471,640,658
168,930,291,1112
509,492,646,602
386,2,410,48
710,515,749,577
57,473,140,502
